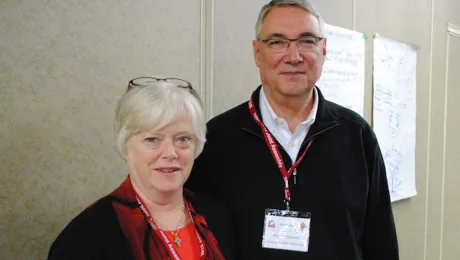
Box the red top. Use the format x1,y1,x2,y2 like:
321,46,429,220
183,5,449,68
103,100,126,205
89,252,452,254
109,177,225,260
155,221,201,259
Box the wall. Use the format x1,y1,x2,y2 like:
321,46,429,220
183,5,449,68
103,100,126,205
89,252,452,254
1,0,459,259
0,1,202,259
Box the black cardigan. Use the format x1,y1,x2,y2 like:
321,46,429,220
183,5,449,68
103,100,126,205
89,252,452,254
48,191,235,260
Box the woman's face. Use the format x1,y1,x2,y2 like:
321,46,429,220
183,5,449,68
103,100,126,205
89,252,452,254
124,113,196,197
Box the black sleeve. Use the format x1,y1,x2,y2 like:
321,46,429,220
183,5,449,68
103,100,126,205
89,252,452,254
361,126,399,260
48,219,96,260
48,199,132,260
185,123,216,196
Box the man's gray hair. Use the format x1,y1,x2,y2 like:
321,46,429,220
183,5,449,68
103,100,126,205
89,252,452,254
255,0,324,40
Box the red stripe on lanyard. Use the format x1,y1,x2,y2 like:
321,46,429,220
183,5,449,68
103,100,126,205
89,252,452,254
249,94,314,210
135,193,206,260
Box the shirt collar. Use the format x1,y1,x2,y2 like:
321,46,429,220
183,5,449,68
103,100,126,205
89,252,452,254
259,86,319,130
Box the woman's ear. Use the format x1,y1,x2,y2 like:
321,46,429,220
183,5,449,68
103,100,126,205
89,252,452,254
121,139,130,160
122,149,128,160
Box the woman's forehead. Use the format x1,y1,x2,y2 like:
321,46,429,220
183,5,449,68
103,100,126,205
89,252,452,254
140,115,194,135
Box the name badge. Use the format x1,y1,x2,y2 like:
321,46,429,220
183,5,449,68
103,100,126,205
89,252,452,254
262,208,311,252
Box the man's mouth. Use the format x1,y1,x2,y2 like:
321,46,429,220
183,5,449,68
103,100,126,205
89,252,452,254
281,71,305,74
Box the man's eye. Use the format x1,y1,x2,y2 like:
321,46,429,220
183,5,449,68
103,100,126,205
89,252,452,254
268,39,286,47
299,38,316,45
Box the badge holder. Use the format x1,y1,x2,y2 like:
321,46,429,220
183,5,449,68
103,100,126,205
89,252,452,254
262,208,311,252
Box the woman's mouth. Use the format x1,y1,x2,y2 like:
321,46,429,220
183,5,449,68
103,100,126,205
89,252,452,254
156,167,180,175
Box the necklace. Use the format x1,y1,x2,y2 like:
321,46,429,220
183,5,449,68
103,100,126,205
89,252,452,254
132,179,206,259
153,202,186,247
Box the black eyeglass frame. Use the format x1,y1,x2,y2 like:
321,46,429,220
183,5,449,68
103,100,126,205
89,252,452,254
128,77,193,91
127,76,202,106
259,36,324,53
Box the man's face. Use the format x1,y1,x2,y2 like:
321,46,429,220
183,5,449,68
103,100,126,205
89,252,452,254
253,7,327,98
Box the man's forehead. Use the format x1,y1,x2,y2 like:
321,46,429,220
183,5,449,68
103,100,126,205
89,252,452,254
260,7,320,36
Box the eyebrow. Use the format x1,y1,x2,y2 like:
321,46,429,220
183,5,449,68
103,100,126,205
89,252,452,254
299,32,321,38
264,32,321,39
142,130,194,136
175,131,194,136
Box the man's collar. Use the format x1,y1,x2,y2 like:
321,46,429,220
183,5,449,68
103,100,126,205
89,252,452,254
244,85,338,140
259,86,319,129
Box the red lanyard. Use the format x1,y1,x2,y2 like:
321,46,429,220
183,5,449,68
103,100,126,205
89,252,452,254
134,193,206,260
248,94,314,210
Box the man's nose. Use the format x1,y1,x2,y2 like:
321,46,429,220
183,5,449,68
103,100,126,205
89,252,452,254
284,41,303,64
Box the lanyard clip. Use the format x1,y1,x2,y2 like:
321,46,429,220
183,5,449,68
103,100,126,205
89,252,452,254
284,179,291,200
283,177,291,211
285,200,290,211
293,169,297,184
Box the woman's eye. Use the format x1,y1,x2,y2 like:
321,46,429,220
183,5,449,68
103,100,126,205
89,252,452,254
178,136,191,143
145,137,158,143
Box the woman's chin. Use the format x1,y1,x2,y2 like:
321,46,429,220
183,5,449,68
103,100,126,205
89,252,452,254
152,182,183,194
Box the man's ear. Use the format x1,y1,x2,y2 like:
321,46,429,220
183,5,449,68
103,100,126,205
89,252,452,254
322,38,327,56
253,40,261,68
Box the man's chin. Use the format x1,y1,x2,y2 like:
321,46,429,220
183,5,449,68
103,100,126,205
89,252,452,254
277,83,312,97
279,74,308,86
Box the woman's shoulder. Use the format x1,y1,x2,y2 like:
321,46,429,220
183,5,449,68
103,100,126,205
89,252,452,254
48,196,130,260
58,196,118,233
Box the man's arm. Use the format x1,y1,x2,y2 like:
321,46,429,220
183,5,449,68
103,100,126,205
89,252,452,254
361,128,399,260
185,129,214,195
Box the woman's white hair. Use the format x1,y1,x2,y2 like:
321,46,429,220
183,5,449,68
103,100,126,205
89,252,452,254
114,81,206,159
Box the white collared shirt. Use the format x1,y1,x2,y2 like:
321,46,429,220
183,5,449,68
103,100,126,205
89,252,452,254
259,87,319,163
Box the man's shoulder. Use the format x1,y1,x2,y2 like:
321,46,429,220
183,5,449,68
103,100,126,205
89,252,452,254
325,100,371,129
206,100,250,131
323,100,378,146
185,189,226,211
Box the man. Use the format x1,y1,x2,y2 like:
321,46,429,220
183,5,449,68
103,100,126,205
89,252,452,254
186,0,399,259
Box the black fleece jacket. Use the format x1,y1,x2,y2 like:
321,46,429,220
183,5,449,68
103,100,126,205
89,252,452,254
186,86,399,260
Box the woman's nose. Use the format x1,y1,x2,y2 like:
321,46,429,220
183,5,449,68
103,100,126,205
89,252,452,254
161,140,178,160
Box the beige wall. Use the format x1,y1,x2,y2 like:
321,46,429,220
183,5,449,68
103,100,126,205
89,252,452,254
0,0,459,259
0,1,202,259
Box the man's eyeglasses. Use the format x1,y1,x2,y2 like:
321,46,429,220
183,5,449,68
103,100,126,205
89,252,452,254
260,36,324,54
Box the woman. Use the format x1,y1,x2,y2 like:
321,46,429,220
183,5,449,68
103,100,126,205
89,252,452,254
48,77,234,259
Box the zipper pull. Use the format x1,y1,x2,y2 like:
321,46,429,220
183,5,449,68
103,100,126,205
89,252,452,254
293,169,297,185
